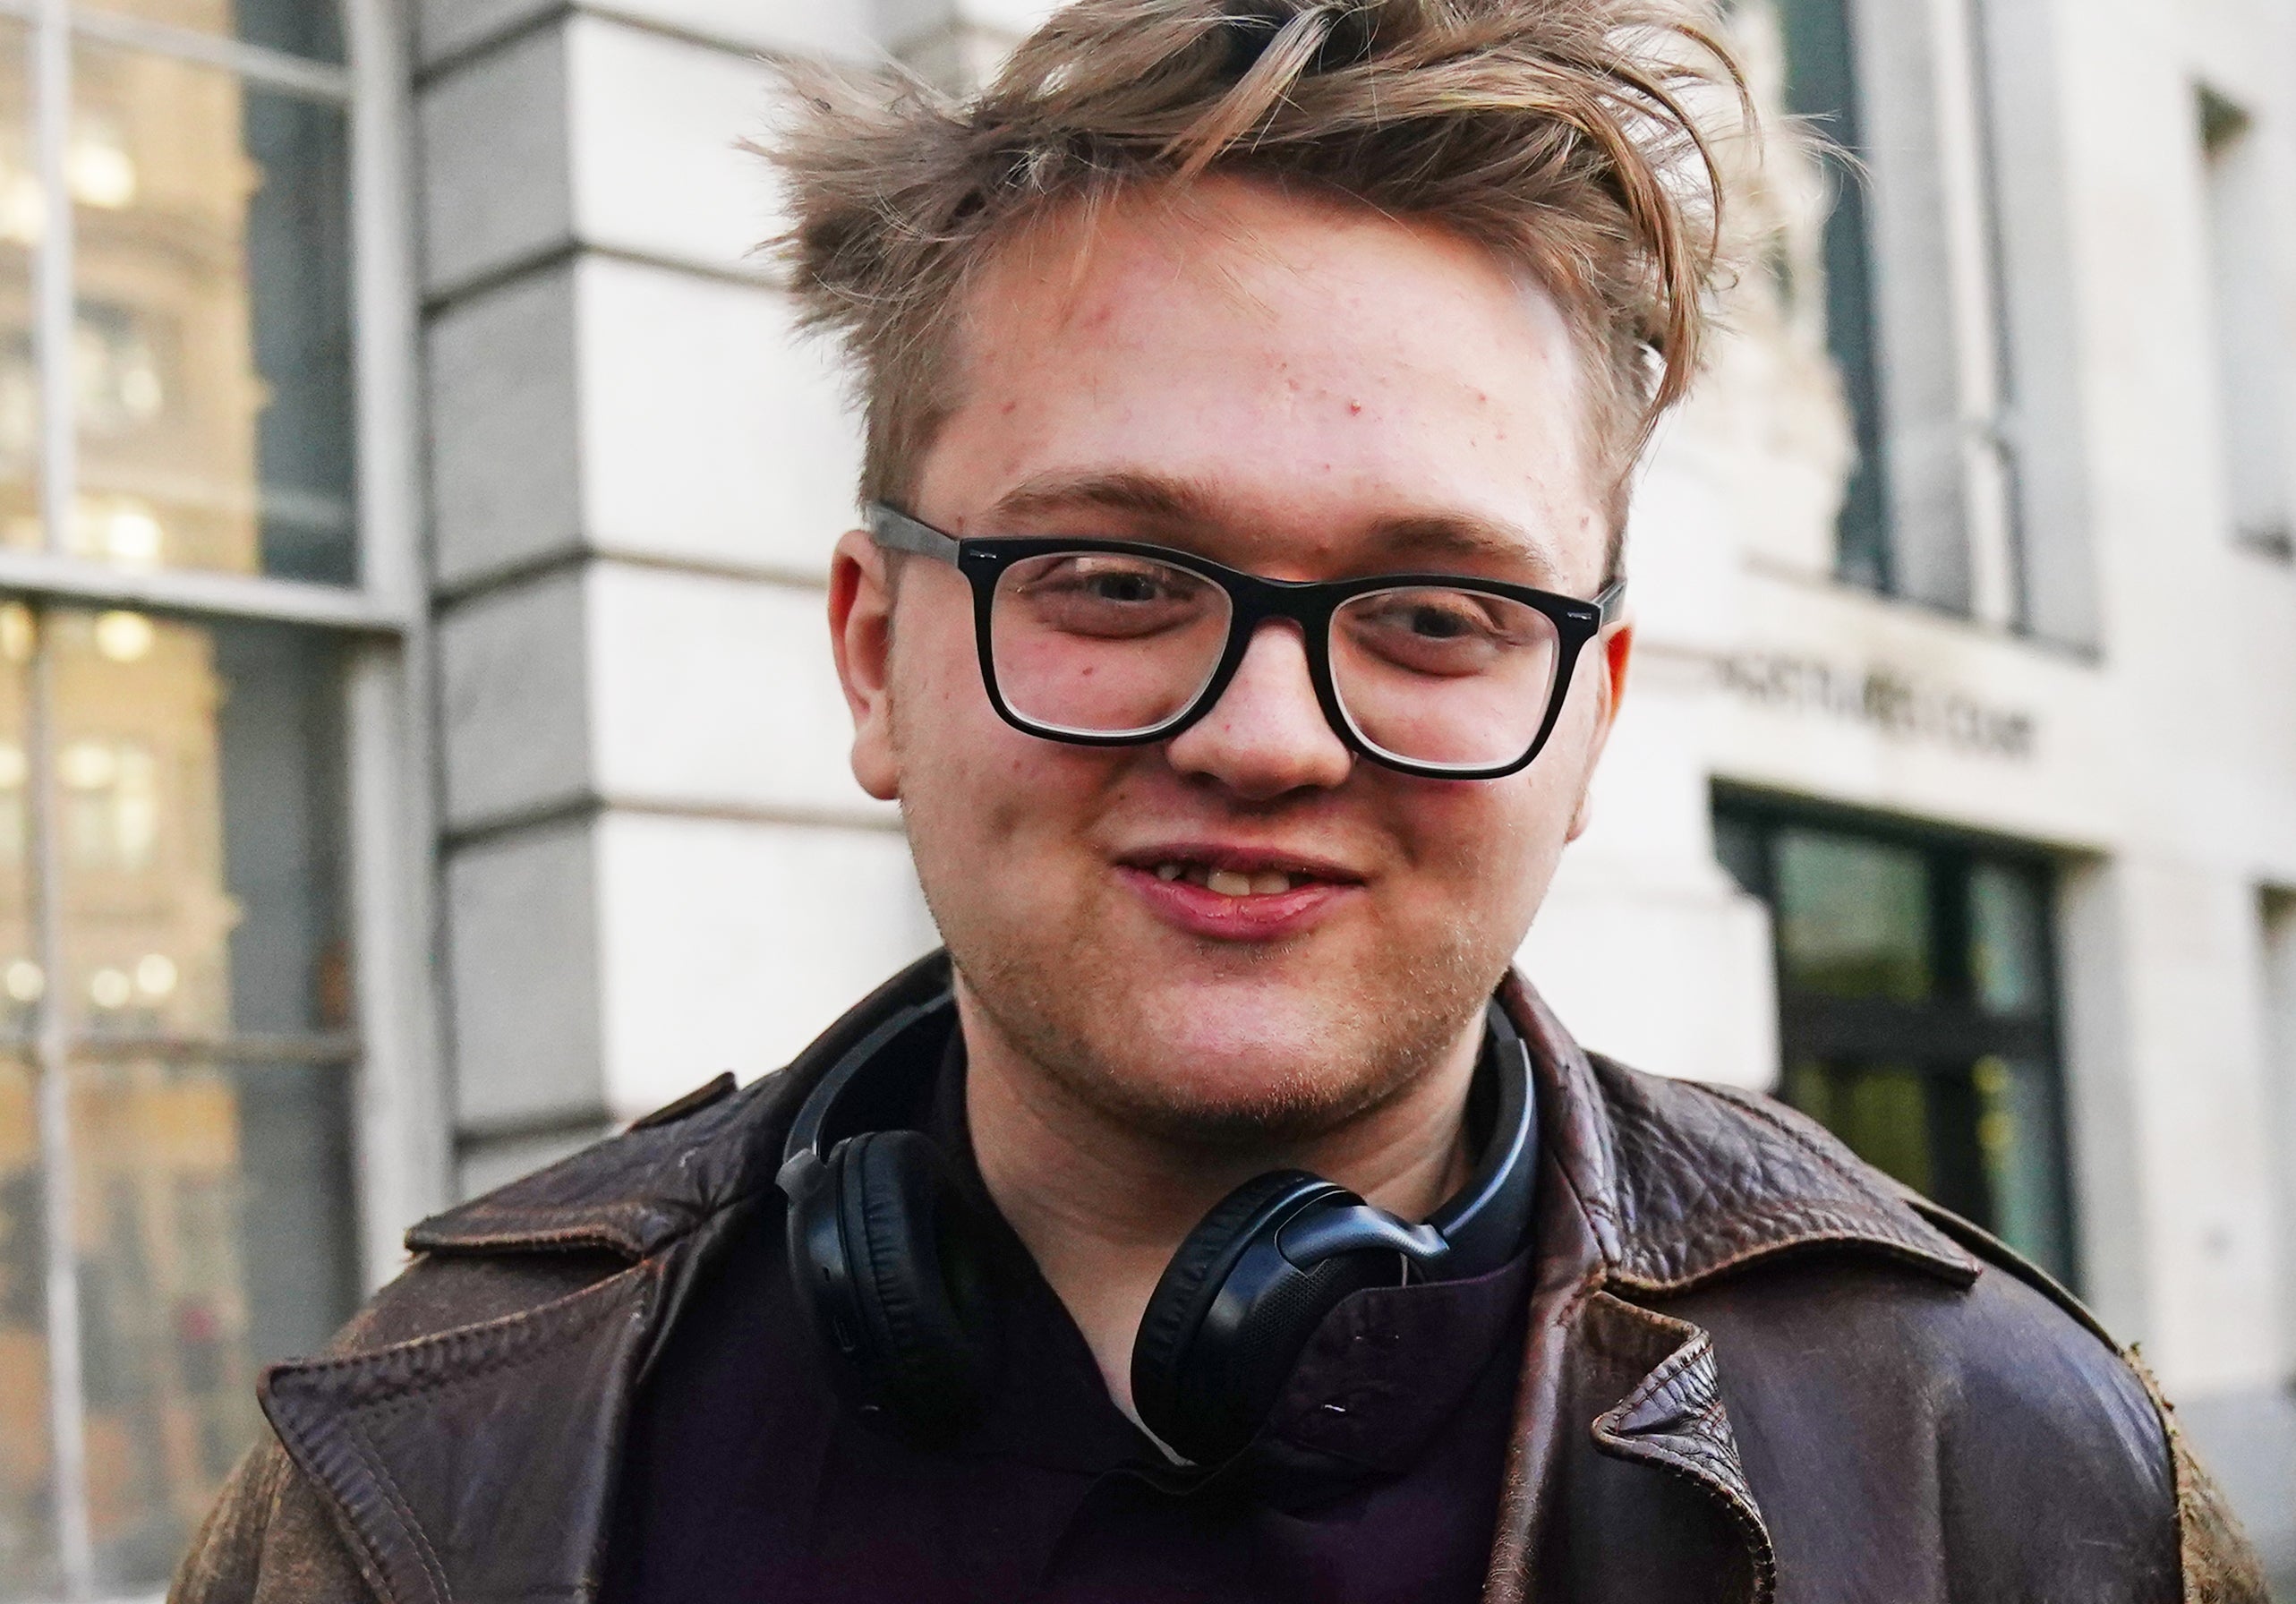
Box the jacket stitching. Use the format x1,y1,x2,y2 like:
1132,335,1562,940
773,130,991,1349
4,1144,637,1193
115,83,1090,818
277,1267,652,1401
1616,1200,1970,1290
1609,1335,1709,1422
1696,1082,1963,1255
1594,1433,1778,1602
337,1282,652,1423
260,1395,407,1604
338,1413,453,1604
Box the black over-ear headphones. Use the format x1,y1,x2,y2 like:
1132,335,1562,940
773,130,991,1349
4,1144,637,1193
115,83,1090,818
775,985,1538,1465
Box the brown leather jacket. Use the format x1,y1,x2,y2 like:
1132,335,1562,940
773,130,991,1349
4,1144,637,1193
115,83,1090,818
171,957,2266,1604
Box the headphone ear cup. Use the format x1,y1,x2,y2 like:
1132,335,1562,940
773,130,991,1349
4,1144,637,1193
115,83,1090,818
1131,1170,1331,1459
832,1128,996,1439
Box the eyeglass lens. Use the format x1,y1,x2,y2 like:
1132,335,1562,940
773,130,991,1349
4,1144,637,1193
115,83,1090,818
987,552,1564,768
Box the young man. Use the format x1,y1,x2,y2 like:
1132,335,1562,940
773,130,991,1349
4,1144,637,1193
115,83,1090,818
177,3,2263,1601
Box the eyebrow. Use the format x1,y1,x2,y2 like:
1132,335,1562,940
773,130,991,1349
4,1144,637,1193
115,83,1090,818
981,471,1568,583
986,471,1218,529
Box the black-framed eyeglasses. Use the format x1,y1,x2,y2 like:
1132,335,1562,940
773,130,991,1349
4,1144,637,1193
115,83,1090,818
867,502,1626,781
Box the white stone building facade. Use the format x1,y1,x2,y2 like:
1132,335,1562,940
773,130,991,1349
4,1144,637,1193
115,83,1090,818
0,0,2292,1599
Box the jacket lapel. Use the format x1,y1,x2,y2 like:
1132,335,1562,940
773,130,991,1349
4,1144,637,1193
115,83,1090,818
1486,974,1976,1604
252,957,959,1604
260,1260,667,1604
1581,1293,1774,1601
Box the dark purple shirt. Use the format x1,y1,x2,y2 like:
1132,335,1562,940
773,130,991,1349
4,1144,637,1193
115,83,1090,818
602,1049,1532,1604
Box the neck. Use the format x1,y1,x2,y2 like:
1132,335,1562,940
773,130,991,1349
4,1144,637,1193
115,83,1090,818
960,987,1483,1420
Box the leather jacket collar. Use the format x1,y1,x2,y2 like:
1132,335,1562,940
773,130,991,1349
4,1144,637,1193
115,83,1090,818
258,952,1978,1604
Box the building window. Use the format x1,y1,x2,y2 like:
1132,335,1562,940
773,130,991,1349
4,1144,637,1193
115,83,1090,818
0,4,395,1600
2197,86,2296,565
1772,0,1892,593
1716,795,2078,1284
1767,0,2026,624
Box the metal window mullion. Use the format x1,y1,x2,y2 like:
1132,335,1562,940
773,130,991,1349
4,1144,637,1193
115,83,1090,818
30,0,94,1587
341,0,449,1284
30,610,93,1601
0,547,413,631
1927,0,2019,628
65,8,351,104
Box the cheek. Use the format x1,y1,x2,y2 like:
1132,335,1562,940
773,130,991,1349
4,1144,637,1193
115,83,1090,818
1383,729,1592,934
889,614,1121,890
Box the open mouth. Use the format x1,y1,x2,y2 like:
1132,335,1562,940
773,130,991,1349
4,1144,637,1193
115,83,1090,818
1148,862,1312,897
1118,847,1363,900
1114,847,1361,939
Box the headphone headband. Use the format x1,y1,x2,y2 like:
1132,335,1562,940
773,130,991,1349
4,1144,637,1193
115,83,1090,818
778,990,955,1190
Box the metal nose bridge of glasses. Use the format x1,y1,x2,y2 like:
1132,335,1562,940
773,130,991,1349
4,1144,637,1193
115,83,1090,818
864,501,1627,781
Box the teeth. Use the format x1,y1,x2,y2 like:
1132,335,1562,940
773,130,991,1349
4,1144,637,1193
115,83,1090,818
1144,862,1307,896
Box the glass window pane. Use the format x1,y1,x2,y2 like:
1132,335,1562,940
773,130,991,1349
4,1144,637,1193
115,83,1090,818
0,23,37,561
71,1054,355,1595
0,1056,56,1604
1712,811,1765,898
71,46,354,583
53,610,346,1035
1787,1058,1941,1197
1773,827,1934,1001
79,0,344,67
1969,861,2049,1017
1976,1054,2073,1277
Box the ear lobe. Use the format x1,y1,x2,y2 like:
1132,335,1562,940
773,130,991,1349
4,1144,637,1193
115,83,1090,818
828,527,902,801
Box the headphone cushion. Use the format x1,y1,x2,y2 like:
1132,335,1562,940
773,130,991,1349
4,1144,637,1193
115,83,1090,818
1130,1169,1325,1444
834,1128,994,1438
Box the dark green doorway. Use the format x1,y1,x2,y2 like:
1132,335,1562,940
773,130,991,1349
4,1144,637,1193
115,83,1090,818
1715,792,2078,1284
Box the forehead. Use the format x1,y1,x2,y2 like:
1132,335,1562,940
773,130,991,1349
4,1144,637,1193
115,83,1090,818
915,176,1607,588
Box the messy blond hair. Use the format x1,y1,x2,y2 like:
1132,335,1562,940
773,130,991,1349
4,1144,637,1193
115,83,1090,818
764,0,1745,565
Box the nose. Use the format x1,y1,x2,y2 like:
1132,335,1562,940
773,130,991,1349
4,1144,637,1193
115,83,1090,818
1162,620,1354,799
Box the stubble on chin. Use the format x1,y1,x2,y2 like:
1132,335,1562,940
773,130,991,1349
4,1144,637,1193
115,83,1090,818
939,906,1500,1151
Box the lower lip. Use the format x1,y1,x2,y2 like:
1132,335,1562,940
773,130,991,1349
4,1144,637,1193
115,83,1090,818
1115,866,1359,941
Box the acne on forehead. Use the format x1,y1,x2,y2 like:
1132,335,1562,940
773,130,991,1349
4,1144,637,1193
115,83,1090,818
926,178,1604,551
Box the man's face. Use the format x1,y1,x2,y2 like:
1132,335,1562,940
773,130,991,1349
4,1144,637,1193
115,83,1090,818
830,176,1630,1143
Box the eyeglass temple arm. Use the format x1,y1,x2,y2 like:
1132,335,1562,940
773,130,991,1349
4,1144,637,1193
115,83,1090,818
866,502,962,564
1593,577,1627,627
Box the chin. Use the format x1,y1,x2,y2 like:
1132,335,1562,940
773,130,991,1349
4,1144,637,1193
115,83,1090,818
1069,981,1438,1144
943,885,1504,1143
1084,1049,1388,1147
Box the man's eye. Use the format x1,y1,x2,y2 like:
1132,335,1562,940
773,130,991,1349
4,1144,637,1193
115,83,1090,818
1076,569,1171,604
1359,594,1506,642
1393,602,1488,638
1339,589,1542,677
1008,555,1214,638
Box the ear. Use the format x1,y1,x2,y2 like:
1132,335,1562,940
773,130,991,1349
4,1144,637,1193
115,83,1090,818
1566,620,1633,843
828,527,902,801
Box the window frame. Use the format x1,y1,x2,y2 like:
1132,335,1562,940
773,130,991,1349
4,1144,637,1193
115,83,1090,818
0,1,437,1599
1712,785,2081,1288
1763,0,2028,629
